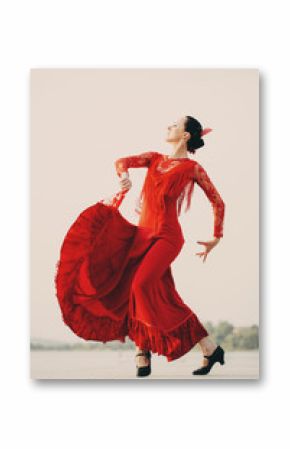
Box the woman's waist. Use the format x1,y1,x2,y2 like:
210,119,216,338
151,214,184,245
157,219,183,236
138,213,183,236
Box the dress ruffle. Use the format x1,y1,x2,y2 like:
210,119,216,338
54,200,156,343
128,313,208,362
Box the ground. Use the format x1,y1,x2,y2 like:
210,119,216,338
30,349,259,380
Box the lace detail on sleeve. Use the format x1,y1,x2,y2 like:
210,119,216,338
193,162,225,238
114,151,157,177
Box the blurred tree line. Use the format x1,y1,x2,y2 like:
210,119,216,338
31,321,259,351
203,321,259,350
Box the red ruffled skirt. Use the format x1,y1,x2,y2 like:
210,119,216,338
54,190,208,362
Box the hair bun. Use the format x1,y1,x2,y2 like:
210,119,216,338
185,116,207,153
188,137,204,152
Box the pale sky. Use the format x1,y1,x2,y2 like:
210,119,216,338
30,68,259,343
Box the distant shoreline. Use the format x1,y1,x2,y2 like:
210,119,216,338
31,321,259,352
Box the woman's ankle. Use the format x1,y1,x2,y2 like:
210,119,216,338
203,345,218,356
198,337,218,356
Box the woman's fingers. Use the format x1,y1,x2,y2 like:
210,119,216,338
120,178,132,191
121,179,131,187
195,238,219,262
195,249,209,263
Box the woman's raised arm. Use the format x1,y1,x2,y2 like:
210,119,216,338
114,151,158,177
193,162,225,238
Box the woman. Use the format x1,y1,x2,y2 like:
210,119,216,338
55,115,226,377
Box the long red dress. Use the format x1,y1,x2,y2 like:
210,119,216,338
54,151,225,362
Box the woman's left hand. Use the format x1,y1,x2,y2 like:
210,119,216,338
195,238,220,263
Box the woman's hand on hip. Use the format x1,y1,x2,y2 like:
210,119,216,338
195,238,220,263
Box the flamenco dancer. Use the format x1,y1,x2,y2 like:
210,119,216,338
55,115,226,377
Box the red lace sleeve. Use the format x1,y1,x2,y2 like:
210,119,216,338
114,151,158,177
193,162,225,238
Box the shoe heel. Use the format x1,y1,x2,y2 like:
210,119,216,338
220,353,225,365
135,350,152,377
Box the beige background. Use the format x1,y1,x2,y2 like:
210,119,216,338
30,68,259,343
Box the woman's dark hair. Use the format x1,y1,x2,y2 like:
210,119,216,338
184,116,205,154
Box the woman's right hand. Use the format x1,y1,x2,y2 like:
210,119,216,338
119,173,132,191
195,238,220,263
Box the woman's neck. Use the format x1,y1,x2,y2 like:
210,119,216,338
168,144,188,159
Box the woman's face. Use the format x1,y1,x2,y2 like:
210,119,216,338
166,116,189,144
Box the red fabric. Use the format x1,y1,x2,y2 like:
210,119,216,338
55,151,225,362
115,151,225,238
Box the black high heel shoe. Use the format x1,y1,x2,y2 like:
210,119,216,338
135,350,152,377
192,345,225,375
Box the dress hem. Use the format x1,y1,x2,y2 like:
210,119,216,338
127,313,209,362
58,298,209,362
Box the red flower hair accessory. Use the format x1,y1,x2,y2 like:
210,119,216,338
200,127,213,137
